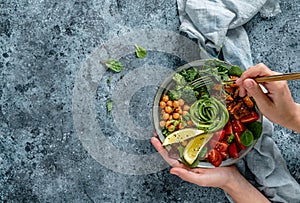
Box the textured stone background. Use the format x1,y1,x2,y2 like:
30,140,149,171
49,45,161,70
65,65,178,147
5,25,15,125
0,0,299,202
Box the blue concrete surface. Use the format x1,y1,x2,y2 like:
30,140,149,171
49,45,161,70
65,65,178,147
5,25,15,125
0,0,299,202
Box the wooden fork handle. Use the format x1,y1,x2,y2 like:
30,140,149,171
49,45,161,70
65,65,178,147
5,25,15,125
254,73,300,82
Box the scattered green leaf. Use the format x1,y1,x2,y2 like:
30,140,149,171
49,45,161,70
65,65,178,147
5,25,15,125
104,58,123,73
135,45,147,58
106,100,113,113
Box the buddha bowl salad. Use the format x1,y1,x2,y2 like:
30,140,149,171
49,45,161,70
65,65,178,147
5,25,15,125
158,61,262,167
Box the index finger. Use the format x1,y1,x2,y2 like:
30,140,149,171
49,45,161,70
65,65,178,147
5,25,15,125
240,63,274,80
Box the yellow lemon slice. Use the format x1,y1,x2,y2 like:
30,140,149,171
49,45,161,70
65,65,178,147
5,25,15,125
183,133,213,165
162,128,205,146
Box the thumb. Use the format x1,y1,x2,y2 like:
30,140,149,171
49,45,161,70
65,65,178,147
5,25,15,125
243,79,273,110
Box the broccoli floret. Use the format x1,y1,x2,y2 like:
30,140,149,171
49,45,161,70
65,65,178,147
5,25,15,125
172,73,186,87
168,90,182,101
181,86,198,104
180,67,198,82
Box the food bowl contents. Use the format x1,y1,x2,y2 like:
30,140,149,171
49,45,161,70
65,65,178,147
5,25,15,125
157,60,262,167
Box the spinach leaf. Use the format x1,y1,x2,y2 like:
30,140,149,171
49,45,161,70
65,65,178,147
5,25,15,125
240,129,254,146
246,121,263,139
104,58,123,73
106,100,113,113
135,45,147,58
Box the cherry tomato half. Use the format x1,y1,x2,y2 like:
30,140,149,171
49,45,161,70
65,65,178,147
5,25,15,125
231,119,246,133
234,132,247,150
219,151,229,160
208,149,222,167
229,143,239,158
224,121,233,135
213,130,226,141
216,141,229,152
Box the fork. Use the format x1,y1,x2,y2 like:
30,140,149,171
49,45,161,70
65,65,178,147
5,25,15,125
187,72,300,89
187,75,214,89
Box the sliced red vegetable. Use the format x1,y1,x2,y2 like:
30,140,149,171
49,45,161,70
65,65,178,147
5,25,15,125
219,151,228,160
240,111,259,123
229,143,239,158
234,132,247,150
231,119,246,133
210,130,226,148
214,130,226,141
243,96,254,109
215,141,229,152
208,149,222,167
224,121,233,135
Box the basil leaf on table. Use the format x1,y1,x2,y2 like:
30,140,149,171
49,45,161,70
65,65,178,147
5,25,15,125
104,58,123,73
135,45,147,58
106,100,113,113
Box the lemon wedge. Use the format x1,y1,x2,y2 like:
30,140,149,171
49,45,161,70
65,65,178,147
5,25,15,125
162,128,205,146
183,133,213,165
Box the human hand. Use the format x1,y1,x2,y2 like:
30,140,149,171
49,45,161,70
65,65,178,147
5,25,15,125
151,134,270,203
150,135,239,189
236,63,300,133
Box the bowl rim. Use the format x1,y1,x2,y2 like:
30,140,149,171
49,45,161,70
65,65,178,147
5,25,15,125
152,59,263,168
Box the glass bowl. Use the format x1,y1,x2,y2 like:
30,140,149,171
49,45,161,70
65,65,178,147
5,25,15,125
152,59,263,168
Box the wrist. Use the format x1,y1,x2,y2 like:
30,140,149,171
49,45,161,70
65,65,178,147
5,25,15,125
283,103,300,133
221,167,270,203
291,103,300,133
221,167,245,194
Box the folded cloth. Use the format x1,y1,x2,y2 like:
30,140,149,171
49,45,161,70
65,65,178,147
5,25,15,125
177,0,300,202
177,0,281,69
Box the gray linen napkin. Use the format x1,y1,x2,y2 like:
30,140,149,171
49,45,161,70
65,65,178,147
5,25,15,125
177,0,300,202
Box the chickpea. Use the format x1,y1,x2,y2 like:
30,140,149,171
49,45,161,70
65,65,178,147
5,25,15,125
178,99,185,106
167,100,173,107
169,115,173,120
165,120,171,127
162,95,169,102
167,125,175,132
162,113,170,120
165,106,173,114
173,113,180,120
183,104,190,111
173,100,180,108
178,123,184,129
187,120,194,126
159,120,166,127
182,111,189,116
159,101,166,109
175,107,183,114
